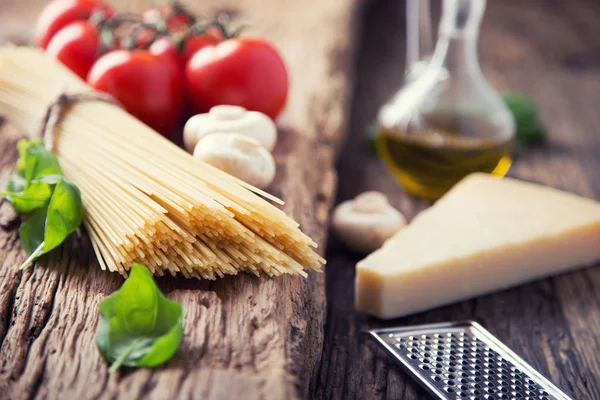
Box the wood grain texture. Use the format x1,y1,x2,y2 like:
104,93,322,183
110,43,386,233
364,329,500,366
315,0,600,399
0,0,359,399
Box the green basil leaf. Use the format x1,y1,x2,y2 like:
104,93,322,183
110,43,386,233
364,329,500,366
15,139,32,176
2,175,62,214
96,264,183,373
6,181,54,214
19,207,46,255
32,174,63,185
366,124,377,156
502,93,546,151
5,140,84,271
43,178,83,253
18,139,62,183
6,174,26,193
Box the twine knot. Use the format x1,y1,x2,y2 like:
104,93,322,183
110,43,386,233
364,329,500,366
40,92,119,152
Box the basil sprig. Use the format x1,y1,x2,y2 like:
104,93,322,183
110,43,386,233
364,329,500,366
0,139,83,270
502,92,547,151
96,264,183,373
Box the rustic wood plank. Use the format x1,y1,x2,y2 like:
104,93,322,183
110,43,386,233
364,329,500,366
315,0,600,399
0,0,359,398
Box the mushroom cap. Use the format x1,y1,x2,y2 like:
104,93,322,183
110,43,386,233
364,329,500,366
193,133,276,189
183,105,277,153
332,191,406,254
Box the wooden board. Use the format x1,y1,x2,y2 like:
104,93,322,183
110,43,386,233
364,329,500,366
0,0,359,399
314,0,600,399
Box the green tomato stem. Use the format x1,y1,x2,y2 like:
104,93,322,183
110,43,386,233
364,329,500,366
108,338,142,374
19,241,45,270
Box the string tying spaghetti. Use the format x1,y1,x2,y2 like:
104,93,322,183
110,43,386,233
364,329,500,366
40,92,119,152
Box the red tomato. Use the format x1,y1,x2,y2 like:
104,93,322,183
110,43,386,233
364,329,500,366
180,28,223,66
87,43,183,134
152,30,222,71
142,5,193,34
150,33,221,119
185,38,288,119
46,21,100,80
35,0,113,49
126,27,164,50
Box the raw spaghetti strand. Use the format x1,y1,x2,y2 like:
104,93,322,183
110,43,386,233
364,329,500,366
0,46,324,279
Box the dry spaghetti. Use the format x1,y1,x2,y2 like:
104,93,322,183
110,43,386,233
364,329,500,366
0,46,324,279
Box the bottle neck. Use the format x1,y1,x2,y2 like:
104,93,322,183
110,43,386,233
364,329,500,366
431,0,485,76
405,0,434,76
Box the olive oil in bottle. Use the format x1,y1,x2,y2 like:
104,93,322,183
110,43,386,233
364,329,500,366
376,113,514,200
377,0,515,200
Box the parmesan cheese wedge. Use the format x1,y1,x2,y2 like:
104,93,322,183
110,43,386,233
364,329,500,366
355,173,600,319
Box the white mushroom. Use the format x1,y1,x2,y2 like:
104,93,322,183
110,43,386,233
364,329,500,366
332,191,406,254
183,105,277,153
193,133,276,189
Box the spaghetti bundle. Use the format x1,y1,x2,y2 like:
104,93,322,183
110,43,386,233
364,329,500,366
0,46,324,279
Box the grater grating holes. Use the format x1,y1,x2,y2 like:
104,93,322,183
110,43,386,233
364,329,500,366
381,326,569,400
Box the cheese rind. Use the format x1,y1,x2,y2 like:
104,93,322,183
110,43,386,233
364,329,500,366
355,173,600,319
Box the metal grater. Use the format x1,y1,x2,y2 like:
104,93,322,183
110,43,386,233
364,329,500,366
366,321,572,400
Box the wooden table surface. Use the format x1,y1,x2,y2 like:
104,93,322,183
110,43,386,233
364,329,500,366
0,0,357,399
1,0,600,399
315,0,600,399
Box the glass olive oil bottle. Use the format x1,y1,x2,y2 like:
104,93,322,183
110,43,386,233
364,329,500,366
377,0,515,200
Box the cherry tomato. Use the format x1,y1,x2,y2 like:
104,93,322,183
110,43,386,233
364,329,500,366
126,26,164,50
142,4,193,34
180,28,223,66
185,38,288,119
46,21,100,80
152,29,222,71
87,42,183,134
148,32,220,120
35,0,113,49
